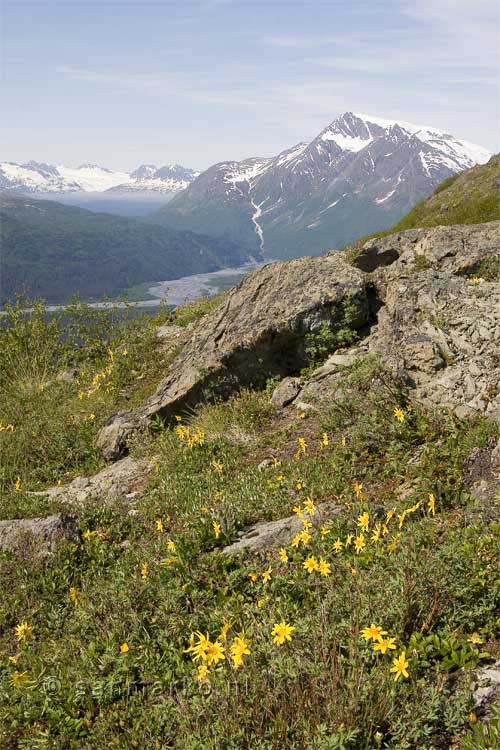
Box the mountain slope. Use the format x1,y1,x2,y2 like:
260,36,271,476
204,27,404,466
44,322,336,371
371,152,500,235
0,194,256,306
0,161,198,196
153,112,491,259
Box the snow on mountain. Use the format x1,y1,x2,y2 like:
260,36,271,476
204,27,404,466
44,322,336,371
0,160,198,196
155,111,493,260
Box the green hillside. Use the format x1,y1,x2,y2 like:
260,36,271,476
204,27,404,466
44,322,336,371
362,154,499,242
0,194,254,306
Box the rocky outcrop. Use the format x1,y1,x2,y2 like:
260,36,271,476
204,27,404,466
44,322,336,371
98,254,369,459
222,502,343,556
97,221,500,460
0,514,80,557
353,221,500,276
35,457,154,506
368,271,500,418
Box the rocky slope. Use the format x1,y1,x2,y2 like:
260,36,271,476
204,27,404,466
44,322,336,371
153,112,491,259
96,219,500,460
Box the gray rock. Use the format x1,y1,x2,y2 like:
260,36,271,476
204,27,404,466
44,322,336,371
222,502,343,556
35,456,154,506
0,514,80,557
471,661,500,717
96,411,143,462
353,221,500,276
98,254,368,459
271,377,302,408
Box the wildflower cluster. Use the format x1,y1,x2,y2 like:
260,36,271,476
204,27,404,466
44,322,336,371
0,421,15,432
184,626,251,680
175,424,205,448
78,348,116,400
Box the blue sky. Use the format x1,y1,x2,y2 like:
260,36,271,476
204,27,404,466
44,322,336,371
2,0,499,170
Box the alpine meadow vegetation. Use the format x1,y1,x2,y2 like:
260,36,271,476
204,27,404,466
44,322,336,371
0,293,499,750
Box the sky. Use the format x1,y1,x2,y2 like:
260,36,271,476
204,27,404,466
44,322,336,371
1,0,499,171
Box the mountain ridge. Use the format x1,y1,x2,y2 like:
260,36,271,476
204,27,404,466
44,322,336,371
0,161,199,197
152,111,492,259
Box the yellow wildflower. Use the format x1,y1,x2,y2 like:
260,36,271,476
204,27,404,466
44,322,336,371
213,522,221,539
341,436,346,447
428,493,436,516
205,640,225,666
320,525,330,537
386,508,396,523
373,637,397,654
14,477,22,492
276,474,285,483
230,635,251,669
303,556,318,573
15,622,33,642
371,524,382,543
210,459,224,474
159,556,178,566
292,505,303,517
248,572,258,583
10,671,30,687
166,539,176,552
262,567,272,583
390,651,410,681
299,530,311,546
296,482,303,491
69,587,80,605
8,654,20,665
301,518,312,531
141,562,148,579
257,595,269,608
303,497,316,516
272,621,295,645
345,533,354,547
297,437,307,454
279,548,289,563
468,633,483,645
185,631,210,662
318,558,331,576
156,519,164,533
357,512,370,532
361,624,388,642
394,407,405,423
219,622,231,640
353,481,363,497
354,534,366,554
321,432,329,447
197,664,209,681
120,643,129,653
333,538,343,553
397,511,406,529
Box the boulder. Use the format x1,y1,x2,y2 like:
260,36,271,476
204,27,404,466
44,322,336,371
353,222,500,276
0,514,79,557
96,411,143,462
35,456,154,506
271,377,302,408
98,254,369,459
221,502,343,556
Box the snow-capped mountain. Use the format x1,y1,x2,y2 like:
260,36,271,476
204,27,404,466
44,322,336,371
0,161,198,196
153,112,492,259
